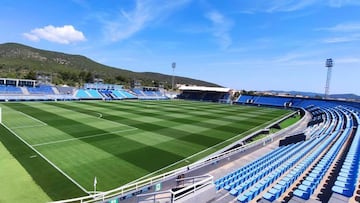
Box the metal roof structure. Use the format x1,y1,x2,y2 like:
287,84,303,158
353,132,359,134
178,85,231,92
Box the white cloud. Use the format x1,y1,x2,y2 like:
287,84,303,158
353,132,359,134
318,22,360,32
240,0,360,13
23,33,39,42
237,0,320,13
103,0,190,42
71,0,89,7
266,0,318,12
318,22,360,43
205,11,233,50
323,34,360,43
23,25,86,44
328,0,360,7
335,57,360,64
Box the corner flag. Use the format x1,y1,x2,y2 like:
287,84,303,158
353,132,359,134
94,176,97,193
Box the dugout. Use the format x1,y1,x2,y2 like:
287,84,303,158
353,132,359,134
279,133,306,146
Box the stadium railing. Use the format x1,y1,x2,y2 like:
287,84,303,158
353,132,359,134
136,175,213,203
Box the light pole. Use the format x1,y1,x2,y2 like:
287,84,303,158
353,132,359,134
172,62,176,91
324,58,333,99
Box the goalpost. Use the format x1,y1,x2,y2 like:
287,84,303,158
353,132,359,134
0,107,2,124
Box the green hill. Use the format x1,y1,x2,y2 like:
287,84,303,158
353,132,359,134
0,43,219,88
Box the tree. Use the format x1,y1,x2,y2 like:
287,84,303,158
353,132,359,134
85,72,93,83
79,71,86,80
115,75,128,83
233,91,240,99
25,70,37,80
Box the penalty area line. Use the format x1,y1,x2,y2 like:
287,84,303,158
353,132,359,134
1,123,89,194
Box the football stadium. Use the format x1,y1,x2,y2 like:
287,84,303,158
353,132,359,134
0,77,359,203
1,2,360,203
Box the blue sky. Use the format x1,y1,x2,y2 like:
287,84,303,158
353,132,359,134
1,0,360,95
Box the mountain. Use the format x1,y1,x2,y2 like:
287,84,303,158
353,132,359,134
0,43,219,88
329,94,360,100
266,90,323,98
264,90,360,100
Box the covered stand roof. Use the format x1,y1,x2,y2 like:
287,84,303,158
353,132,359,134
178,85,231,92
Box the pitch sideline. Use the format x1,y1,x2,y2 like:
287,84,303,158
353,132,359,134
1,123,89,194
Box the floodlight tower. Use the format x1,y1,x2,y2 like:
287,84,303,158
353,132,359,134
324,58,333,99
171,62,176,90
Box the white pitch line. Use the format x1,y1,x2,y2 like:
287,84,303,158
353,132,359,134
16,111,47,126
56,103,137,130
125,112,290,185
93,113,137,130
32,128,137,147
96,112,103,118
1,123,89,194
11,124,48,130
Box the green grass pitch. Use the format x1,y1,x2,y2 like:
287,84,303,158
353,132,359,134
0,100,291,200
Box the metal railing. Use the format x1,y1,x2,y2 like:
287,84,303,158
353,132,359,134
136,175,213,203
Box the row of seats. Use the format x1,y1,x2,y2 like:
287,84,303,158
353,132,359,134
0,85,56,95
237,95,254,103
262,107,355,202
260,115,339,202
132,89,168,100
0,84,141,100
253,96,291,106
307,106,325,127
293,125,351,199
75,89,137,100
214,103,360,203
215,146,288,189
228,143,302,193
304,108,331,139
0,85,23,94
235,94,357,110
332,108,360,198
215,106,335,202
238,137,322,202
27,85,54,94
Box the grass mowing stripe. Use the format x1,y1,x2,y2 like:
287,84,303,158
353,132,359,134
77,101,240,120
3,102,188,189
0,122,89,194
0,134,51,203
15,110,48,126
2,100,292,195
76,101,280,132
46,102,227,148
0,124,85,201
127,109,291,184
32,128,138,147
51,102,229,147
142,101,282,120
11,124,48,129
43,102,138,130
55,101,288,147
49,102,222,141
88,100,275,120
